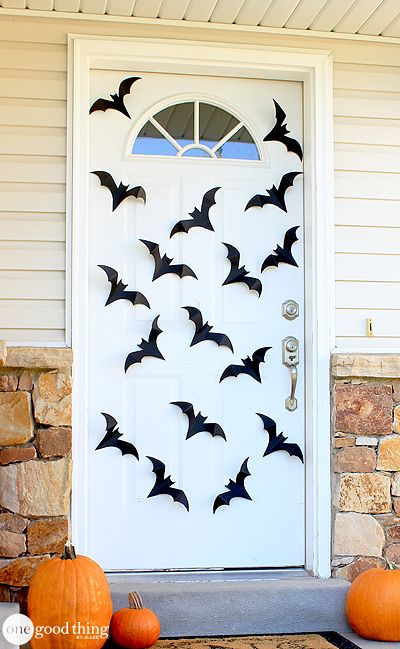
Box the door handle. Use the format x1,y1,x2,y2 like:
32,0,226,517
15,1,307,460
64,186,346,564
282,336,299,412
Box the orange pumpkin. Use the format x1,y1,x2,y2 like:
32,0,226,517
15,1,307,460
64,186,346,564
110,592,160,649
346,560,400,641
28,543,112,649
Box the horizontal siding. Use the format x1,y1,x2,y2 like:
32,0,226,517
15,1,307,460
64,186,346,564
0,18,399,348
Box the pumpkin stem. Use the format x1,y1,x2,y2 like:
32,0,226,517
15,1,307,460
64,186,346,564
61,542,77,560
386,558,400,570
128,592,144,610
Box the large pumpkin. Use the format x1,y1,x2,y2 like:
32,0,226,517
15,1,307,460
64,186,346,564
346,561,400,641
110,592,160,649
28,543,112,649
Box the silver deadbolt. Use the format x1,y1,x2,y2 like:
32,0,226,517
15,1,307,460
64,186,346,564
282,336,299,411
282,299,299,320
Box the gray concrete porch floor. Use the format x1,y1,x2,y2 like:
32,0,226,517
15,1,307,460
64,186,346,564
342,633,400,649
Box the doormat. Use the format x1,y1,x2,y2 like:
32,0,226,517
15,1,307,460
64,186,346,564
150,633,361,649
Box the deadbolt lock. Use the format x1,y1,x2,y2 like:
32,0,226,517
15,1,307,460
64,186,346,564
282,299,299,320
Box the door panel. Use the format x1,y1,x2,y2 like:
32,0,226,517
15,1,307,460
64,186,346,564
86,69,304,570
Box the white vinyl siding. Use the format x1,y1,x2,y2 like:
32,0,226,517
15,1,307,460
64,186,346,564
0,16,399,348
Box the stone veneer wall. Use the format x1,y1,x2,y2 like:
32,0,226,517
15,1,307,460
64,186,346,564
0,344,72,610
332,354,400,581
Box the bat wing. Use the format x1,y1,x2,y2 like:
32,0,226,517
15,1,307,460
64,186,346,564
261,253,278,272
183,306,203,332
171,401,196,423
276,171,302,203
241,275,262,297
98,264,118,290
203,422,227,440
167,487,189,511
283,225,299,250
207,331,234,353
281,442,304,463
213,491,235,512
115,439,139,460
219,363,249,382
257,413,277,440
169,262,198,279
252,347,271,365
281,134,303,160
147,456,166,482
89,98,115,114
118,76,141,100
244,193,271,210
91,170,118,194
169,217,195,237
126,185,147,204
236,458,251,486
101,411,118,432
223,243,240,269
124,349,148,372
200,186,220,213
121,291,151,308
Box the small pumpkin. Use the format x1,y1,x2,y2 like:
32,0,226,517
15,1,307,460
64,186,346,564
346,559,400,641
28,543,112,649
110,592,160,649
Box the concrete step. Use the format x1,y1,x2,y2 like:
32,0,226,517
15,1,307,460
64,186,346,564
108,570,351,637
0,603,19,649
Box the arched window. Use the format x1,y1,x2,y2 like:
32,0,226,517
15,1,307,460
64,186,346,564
131,100,260,160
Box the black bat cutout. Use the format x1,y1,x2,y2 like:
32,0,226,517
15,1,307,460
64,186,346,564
182,306,234,353
140,239,197,281
96,412,139,460
125,316,165,373
261,226,299,272
257,413,304,463
170,187,220,237
171,401,227,441
98,265,150,309
245,171,302,213
89,76,141,118
263,99,303,161
222,243,262,297
91,171,146,212
220,346,271,384
213,458,252,513
147,456,189,511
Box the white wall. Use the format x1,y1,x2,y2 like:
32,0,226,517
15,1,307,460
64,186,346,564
0,16,399,348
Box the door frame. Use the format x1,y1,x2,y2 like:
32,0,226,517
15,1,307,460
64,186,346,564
68,35,334,578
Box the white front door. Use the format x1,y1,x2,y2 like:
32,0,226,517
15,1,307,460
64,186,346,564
85,69,304,571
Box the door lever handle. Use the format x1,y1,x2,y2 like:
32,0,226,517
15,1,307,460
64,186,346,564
282,336,299,412
285,365,298,411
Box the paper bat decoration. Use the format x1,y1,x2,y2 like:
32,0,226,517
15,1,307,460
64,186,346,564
140,239,197,281
98,265,150,309
91,171,146,211
170,187,221,237
222,243,262,297
220,346,271,384
124,316,165,373
213,458,252,513
89,76,141,118
257,413,304,463
182,306,233,352
171,401,226,441
263,99,303,161
96,412,139,460
146,456,189,511
261,226,299,272
245,171,302,213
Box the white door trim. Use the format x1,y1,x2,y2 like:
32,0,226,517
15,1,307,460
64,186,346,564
68,35,334,579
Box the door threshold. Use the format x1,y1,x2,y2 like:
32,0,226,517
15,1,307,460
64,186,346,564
107,567,309,583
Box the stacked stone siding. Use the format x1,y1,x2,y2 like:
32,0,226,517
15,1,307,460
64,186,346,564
0,345,72,609
332,354,400,581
